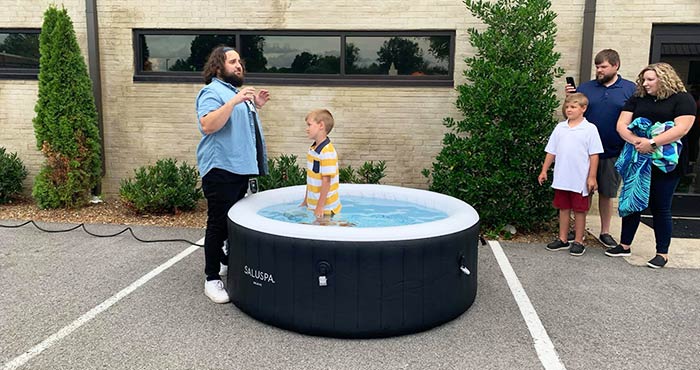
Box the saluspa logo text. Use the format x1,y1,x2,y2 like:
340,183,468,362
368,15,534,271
244,265,275,286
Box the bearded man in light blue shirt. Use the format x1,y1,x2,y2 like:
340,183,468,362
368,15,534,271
195,46,270,304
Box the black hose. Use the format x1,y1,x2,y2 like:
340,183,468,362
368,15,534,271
0,220,204,247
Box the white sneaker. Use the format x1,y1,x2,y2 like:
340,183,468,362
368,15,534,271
204,280,229,304
219,263,228,276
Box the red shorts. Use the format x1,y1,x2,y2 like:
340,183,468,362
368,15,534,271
553,189,590,212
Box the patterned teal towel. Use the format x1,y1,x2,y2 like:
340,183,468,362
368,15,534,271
615,118,681,217
649,120,682,173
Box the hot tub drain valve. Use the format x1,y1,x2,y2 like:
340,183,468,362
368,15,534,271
318,261,332,287
458,255,470,276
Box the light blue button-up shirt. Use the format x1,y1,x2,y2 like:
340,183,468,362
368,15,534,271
195,78,268,178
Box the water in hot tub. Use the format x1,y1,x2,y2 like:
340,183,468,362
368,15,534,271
258,196,448,227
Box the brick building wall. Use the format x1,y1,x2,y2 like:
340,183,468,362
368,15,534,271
1,0,699,197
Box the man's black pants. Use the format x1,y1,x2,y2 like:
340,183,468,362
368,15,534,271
201,168,249,280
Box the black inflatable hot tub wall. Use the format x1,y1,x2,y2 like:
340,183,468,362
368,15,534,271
226,221,479,338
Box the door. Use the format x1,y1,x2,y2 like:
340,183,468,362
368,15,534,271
649,25,700,235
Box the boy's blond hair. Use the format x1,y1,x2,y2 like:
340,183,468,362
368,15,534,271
306,109,335,134
564,92,589,108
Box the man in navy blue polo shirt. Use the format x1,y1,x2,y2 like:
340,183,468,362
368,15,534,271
195,46,270,303
566,49,636,248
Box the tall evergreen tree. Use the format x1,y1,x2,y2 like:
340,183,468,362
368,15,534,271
33,6,58,144
425,0,562,232
32,6,102,209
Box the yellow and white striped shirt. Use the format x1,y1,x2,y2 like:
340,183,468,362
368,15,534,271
306,138,341,215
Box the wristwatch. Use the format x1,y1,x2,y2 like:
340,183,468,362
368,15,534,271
649,139,658,150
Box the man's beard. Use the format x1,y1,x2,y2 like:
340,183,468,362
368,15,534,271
221,70,244,87
596,72,615,84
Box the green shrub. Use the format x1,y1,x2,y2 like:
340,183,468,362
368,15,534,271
257,154,306,191
0,147,28,203
424,0,561,232
258,156,388,190
119,159,202,214
340,160,386,184
339,165,357,184
32,6,102,209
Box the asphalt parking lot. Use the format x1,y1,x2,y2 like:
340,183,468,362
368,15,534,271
1,221,699,370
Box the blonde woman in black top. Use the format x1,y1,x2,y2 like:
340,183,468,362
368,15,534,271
606,63,696,268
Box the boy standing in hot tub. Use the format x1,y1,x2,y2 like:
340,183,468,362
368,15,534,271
301,109,342,222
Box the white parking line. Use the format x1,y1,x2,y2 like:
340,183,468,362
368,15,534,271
2,240,203,370
489,241,566,370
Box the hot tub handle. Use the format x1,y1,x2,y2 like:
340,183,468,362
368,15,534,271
459,255,470,276
318,261,332,287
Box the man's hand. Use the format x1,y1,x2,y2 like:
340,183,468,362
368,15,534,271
231,86,256,106
538,171,547,185
564,83,576,95
254,89,270,108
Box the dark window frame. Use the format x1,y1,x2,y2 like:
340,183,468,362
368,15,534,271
0,28,41,80
133,29,455,86
650,24,700,63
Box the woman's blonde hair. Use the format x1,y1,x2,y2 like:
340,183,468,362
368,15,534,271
634,62,687,100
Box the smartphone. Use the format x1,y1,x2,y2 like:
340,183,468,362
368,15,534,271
566,76,576,89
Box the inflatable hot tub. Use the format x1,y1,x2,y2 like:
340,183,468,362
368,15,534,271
226,184,479,338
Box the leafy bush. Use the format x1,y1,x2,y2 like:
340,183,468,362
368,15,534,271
256,154,306,191
424,0,561,232
32,6,102,209
119,159,202,214
340,160,387,184
257,156,388,190
0,147,28,203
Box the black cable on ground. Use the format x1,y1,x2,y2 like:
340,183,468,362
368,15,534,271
0,220,204,247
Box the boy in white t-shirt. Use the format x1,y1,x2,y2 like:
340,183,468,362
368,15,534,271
538,93,604,256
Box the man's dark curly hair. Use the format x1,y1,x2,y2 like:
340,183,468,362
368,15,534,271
202,46,234,84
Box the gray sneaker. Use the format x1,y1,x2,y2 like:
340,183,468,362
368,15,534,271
569,242,585,256
599,233,617,247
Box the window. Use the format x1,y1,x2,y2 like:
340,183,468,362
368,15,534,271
0,29,40,79
138,33,236,73
241,35,340,74
133,30,454,86
345,36,449,76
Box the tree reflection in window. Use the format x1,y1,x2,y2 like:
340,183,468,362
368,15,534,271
0,32,40,69
241,35,340,74
346,36,449,76
135,31,452,80
140,34,235,72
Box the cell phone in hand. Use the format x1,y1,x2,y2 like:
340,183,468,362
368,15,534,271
566,76,576,89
